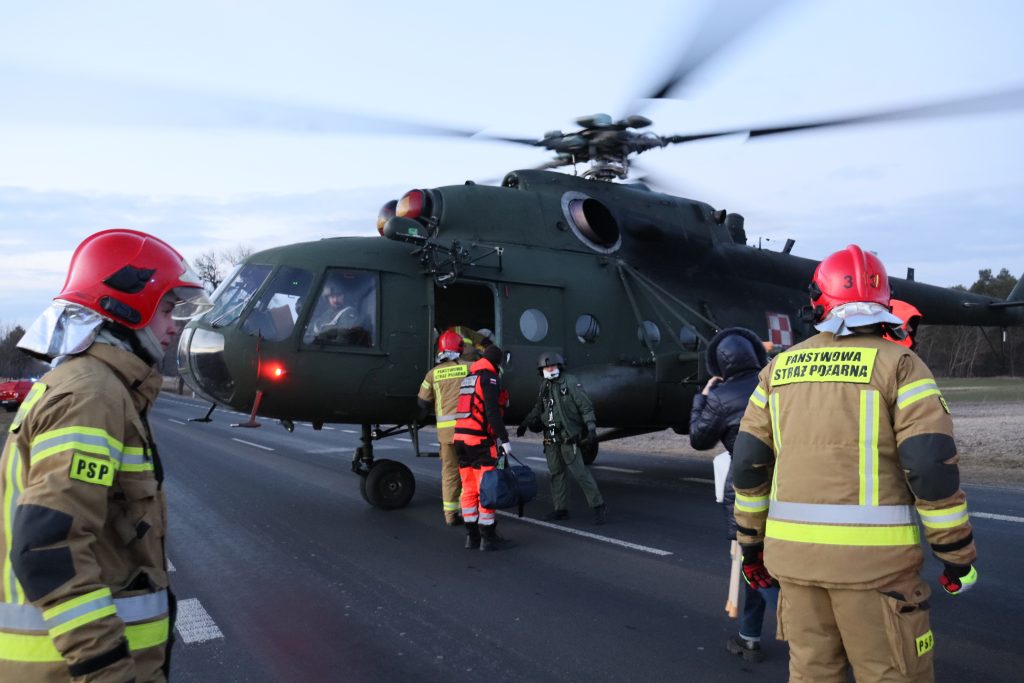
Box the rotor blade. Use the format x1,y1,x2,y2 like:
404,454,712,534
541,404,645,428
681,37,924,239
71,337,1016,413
640,0,788,103
0,64,517,141
663,85,1024,145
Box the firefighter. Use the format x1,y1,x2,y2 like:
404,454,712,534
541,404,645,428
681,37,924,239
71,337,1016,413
886,299,923,350
0,229,211,682
416,330,471,525
517,352,607,524
445,325,494,362
453,345,512,551
732,245,977,682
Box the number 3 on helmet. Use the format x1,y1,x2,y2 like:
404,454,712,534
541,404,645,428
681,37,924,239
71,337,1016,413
808,244,891,322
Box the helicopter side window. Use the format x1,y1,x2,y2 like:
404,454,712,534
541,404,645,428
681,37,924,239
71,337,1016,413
678,325,699,351
302,269,377,347
519,308,549,343
638,320,661,348
575,314,601,344
203,263,273,328
240,266,314,341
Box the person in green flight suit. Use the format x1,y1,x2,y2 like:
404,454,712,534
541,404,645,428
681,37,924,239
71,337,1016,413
518,352,607,524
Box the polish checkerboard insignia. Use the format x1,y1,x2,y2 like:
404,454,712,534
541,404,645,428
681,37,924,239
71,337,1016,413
766,312,794,348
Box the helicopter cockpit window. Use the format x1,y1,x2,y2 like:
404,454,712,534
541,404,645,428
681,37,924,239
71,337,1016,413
203,263,273,328
561,191,621,254
240,266,314,342
678,325,699,351
638,320,661,348
575,314,600,344
519,308,549,342
302,269,377,347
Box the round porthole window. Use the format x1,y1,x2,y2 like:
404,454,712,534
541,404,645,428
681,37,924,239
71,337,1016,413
561,191,621,253
679,325,699,351
519,308,549,342
575,314,600,344
638,320,660,348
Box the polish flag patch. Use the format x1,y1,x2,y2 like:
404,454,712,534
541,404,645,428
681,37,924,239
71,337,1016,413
766,313,794,348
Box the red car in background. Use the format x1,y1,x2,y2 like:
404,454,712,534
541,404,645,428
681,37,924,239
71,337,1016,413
0,380,33,411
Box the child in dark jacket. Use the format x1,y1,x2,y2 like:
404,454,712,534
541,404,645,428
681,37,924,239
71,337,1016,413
689,327,775,662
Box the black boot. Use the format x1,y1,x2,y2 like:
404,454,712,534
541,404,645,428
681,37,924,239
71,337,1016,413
464,522,481,550
543,509,569,521
480,522,513,551
592,504,607,525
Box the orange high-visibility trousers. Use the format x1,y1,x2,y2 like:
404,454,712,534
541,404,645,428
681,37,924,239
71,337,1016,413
459,464,496,526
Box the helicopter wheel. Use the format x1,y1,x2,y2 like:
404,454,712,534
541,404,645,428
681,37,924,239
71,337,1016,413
363,459,416,510
581,440,599,466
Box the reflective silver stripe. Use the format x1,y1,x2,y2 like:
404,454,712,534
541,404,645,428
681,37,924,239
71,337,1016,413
436,414,456,424
0,601,46,630
860,390,880,506
769,500,916,525
31,431,114,460
44,593,114,631
115,590,169,622
4,443,23,603
897,380,940,409
0,590,169,633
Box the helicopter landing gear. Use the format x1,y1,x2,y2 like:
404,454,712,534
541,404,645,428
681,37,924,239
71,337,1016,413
352,423,417,510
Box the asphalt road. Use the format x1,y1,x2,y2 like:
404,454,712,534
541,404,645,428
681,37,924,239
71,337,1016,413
152,394,1024,682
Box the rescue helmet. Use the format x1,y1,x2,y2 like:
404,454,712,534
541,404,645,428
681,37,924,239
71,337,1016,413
808,244,891,322
57,229,210,330
537,351,565,373
437,329,465,354
884,299,923,348
483,344,503,369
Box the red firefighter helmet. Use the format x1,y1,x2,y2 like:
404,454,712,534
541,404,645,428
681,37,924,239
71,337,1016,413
809,244,891,321
436,329,465,354
885,299,923,348
57,229,206,330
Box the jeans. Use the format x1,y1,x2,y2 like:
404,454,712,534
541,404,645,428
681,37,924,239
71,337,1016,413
739,583,778,640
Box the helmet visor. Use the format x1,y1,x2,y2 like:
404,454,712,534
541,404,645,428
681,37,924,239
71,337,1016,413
171,286,214,321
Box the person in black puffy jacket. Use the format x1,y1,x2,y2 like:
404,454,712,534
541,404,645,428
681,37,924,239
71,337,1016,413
689,327,775,663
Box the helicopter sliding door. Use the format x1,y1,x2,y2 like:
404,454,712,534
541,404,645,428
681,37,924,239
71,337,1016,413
433,282,496,343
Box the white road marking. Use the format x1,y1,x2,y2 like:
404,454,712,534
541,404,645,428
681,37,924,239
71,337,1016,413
497,511,672,556
682,477,715,484
432,442,441,447
168,418,186,425
175,598,224,644
167,558,175,572
527,457,547,463
397,437,412,442
342,429,358,434
323,426,336,431
231,438,274,451
974,511,1024,523
592,465,642,474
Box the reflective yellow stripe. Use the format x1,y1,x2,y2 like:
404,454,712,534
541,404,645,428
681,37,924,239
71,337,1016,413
421,380,431,390
919,503,970,529
0,618,168,663
766,519,920,546
858,390,880,506
443,500,461,511
29,426,123,466
769,393,782,501
897,379,942,409
42,588,112,620
49,604,117,638
3,442,26,604
735,495,769,513
436,420,456,429
43,589,116,638
10,382,47,432
749,386,767,409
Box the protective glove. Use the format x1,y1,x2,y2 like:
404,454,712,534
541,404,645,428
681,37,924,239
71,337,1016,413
580,424,597,447
940,563,978,596
516,424,527,438
499,442,513,458
740,543,778,590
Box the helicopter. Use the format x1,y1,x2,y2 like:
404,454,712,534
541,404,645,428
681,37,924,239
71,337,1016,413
176,89,1024,510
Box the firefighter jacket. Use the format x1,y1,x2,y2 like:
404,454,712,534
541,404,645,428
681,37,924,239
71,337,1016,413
732,331,976,589
417,359,470,444
1,342,171,682
522,373,596,444
453,358,508,465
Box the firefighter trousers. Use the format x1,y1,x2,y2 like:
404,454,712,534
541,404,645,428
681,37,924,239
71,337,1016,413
439,440,462,522
459,464,496,526
544,442,603,510
778,576,934,683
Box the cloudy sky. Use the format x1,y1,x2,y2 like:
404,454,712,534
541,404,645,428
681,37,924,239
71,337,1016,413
1,0,1022,328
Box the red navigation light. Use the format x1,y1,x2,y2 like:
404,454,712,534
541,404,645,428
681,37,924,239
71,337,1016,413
263,362,288,380
376,199,398,236
396,190,425,219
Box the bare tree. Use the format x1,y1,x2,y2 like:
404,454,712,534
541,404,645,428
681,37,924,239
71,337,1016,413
192,244,254,293
0,323,49,379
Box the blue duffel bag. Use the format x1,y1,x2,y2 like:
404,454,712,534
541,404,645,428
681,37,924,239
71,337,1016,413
480,454,538,517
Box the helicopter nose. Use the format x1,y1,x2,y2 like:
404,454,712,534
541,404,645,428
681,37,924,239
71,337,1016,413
177,326,236,403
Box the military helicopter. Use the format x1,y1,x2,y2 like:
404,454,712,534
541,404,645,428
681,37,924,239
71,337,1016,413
176,83,1024,510
161,1,1024,510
